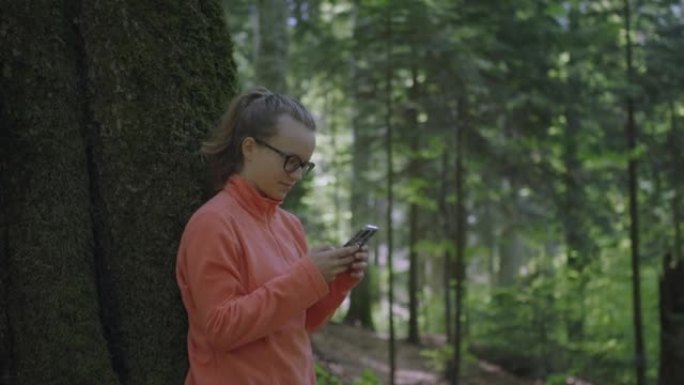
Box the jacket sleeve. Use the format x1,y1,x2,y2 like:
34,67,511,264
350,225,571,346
281,211,361,333
182,213,330,351
305,271,361,332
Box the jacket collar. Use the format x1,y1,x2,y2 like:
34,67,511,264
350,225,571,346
224,175,281,221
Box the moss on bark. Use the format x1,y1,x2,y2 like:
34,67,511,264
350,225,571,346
0,1,118,384
1,0,235,383
79,0,235,383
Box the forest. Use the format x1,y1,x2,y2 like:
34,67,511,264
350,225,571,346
1,0,683,385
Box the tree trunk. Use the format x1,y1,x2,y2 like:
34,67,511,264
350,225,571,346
407,65,421,346
1,1,235,384
668,100,682,262
480,205,498,286
623,1,647,384
0,2,117,383
562,4,590,342
449,96,468,385
659,254,684,385
439,148,454,343
344,1,375,330
407,200,420,344
384,6,396,384
255,0,288,93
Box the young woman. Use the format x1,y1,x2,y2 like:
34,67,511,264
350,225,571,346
176,87,368,385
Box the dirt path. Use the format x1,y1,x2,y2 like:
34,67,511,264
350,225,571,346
312,322,537,385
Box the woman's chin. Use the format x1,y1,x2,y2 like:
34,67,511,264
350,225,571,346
269,188,288,201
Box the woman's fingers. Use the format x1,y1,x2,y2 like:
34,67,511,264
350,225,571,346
350,269,365,279
311,245,334,253
309,245,369,281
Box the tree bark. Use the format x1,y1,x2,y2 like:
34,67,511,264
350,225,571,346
1,1,235,384
659,254,684,385
0,1,118,383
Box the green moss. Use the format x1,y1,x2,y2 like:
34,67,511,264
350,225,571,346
2,0,235,383
79,0,236,383
0,1,119,383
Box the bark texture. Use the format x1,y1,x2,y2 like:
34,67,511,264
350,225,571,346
0,1,236,383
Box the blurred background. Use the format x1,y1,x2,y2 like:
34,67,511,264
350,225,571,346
225,1,684,384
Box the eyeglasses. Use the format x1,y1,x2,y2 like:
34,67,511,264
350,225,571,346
253,138,315,176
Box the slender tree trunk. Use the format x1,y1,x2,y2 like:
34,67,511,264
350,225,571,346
385,5,396,384
440,149,454,343
450,96,468,385
563,98,587,341
669,101,682,262
255,0,288,93
480,205,497,286
408,199,420,343
563,5,589,341
327,92,342,242
623,1,647,384
344,1,375,330
444,250,454,343
407,65,421,346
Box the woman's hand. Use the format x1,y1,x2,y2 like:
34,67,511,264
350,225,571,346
308,245,358,282
348,245,369,279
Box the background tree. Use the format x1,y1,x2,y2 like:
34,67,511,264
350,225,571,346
623,1,647,383
255,0,289,93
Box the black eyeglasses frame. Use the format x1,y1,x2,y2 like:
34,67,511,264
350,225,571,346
253,138,315,176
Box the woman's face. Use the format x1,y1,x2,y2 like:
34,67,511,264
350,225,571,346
241,114,316,201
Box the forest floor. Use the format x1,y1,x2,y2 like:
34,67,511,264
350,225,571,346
312,322,539,385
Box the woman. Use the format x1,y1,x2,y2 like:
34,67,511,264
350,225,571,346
176,87,368,385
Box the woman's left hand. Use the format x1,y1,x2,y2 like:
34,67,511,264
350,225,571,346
310,244,368,279
348,245,369,279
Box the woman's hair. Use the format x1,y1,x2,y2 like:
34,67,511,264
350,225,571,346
201,87,316,188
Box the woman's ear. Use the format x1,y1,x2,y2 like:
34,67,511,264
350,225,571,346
241,137,256,161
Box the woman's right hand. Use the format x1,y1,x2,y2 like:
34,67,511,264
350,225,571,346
308,245,358,282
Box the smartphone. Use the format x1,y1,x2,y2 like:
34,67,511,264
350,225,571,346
344,224,379,247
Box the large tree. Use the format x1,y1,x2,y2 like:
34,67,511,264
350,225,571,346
0,1,235,384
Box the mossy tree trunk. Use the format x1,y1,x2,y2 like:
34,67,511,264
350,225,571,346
0,1,235,384
0,1,118,383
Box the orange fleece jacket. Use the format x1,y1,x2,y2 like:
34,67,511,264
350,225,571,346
176,175,359,385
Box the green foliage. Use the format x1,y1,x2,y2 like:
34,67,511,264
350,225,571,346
227,0,683,383
467,250,663,383
315,364,344,385
420,345,454,372
352,369,382,385
315,364,381,385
